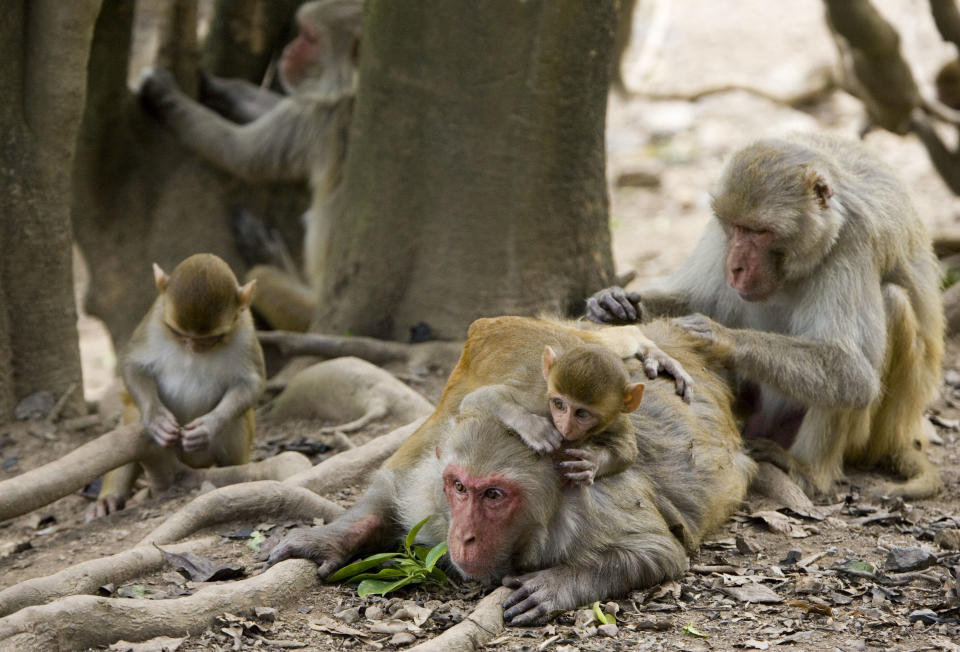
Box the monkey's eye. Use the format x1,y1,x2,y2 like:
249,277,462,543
483,488,504,500
551,398,565,411
575,408,592,420
453,480,465,493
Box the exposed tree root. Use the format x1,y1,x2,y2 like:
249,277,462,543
0,559,316,652
140,481,344,545
0,537,216,617
257,330,463,374
285,417,425,494
0,423,312,522
0,424,147,522
409,587,509,652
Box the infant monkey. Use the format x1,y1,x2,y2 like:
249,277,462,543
543,343,643,486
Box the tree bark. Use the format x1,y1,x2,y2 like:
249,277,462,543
314,0,618,341
0,0,101,418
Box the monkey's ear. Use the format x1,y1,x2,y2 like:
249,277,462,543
805,168,834,210
237,279,257,311
541,346,557,380
622,382,645,413
435,445,441,460
152,263,168,293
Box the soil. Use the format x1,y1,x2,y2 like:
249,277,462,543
4,1,960,650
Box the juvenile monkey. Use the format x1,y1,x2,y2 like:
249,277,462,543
540,344,643,485
587,133,944,498
88,254,266,519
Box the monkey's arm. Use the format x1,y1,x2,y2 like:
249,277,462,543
199,73,284,124
267,469,402,576
181,364,265,453
121,360,180,448
139,68,313,183
460,385,562,453
557,420,637,486
675,314,880,409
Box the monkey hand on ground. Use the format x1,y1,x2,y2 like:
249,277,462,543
85,493,126,522
143,403,181,448
502,569,572,626
672,314,734,359
585,286,644,324
265,525,351,577
554,447,598,487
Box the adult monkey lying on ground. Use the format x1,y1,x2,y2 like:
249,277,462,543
268,316,754,625
139,0,362,332
587,133,944,499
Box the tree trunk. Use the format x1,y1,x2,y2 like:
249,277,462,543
314,0,618,341
0,0,101,418
71,0,309,350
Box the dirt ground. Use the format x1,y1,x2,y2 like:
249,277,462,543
3,1,960,650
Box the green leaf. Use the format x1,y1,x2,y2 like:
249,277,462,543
327,552,400,582
246,530,265,553
346,568,408,582
592,601,615,626
427,567,448,584
405,516,432,555
424,542,448,570
683,624,708,638
357,576,416,597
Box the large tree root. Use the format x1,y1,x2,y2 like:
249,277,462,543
140,480,345,545
0,424,312,522
409,587,509,652
0,537,216,617
0,559,316,652
257,330,463,374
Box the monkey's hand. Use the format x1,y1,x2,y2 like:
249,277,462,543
138,67,180,121
556,448,597,487
266,526,349,579
509,413,563,454
673,313,734,358
639,344,694,403
181,413,223,452
503,570,568,626
143,405,181,448
84,494,126,521
585,286,644,324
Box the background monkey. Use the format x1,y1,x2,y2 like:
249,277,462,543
267,316,754,626
542,343,644,485
139,0,363,332
88,254,266,519
587,132,944,498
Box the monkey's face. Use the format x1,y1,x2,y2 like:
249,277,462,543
280,21,328,92
548,393,603,441
442,465,524,580
723,224,779,302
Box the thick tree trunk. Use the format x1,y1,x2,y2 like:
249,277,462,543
0,1,101,418
314,0,618,341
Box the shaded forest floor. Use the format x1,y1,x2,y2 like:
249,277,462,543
4,0,960,650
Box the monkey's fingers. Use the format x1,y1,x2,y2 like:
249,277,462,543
149,426,181,448
85,495,126,521
503,575,553,626
643,357,662,378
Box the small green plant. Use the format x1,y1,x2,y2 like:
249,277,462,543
591,601,616,626
327,516,449,597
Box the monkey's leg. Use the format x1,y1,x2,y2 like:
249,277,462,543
246,265,314,332
787,407,866,496
860,285,942,498
86,463,142,520
318,399,389,434
211,410,255,466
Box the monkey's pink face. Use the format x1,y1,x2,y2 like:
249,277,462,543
725,225,779,302
280,21,326,90
442,465,524,580
548,394,600,441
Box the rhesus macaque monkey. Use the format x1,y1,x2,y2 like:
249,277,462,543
139,0,363,331
268,316,754,625
541,344,643,485
88,254,266,519
587,133,944,498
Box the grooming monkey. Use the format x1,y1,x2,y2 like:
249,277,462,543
88,254,265,519
139,0,363,331
267,316,754,626
587,133,944,498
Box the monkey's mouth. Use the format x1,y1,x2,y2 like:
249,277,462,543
448,559,504,586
